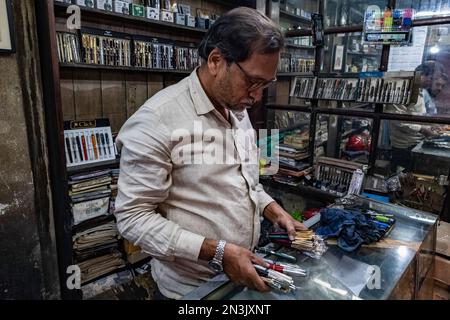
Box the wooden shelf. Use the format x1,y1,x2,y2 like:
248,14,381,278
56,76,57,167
60,63,193,74
67,158,120,175
54,2,208,35
277,72,314,77
280,10,312,25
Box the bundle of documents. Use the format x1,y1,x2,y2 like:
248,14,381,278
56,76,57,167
69,169,113,225
73,221,120,262
78,251,126,284
272,131,312,185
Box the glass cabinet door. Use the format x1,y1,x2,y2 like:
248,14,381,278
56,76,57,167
323,0,389,27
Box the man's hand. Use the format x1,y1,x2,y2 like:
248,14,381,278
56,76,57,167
263,201,307,241
199,239,270,292
223,243,271,292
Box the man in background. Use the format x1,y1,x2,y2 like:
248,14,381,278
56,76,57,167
387,61,446,172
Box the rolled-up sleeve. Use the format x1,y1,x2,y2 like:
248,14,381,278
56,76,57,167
114,109,205,262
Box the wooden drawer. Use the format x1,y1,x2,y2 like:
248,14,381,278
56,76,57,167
434,255,450,286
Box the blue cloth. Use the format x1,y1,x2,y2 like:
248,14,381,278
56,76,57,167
316,208,384,252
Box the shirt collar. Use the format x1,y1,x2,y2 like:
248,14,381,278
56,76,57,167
188,67,216,116
187,67,249,125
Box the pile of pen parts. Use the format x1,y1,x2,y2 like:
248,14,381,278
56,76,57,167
269,230,327,259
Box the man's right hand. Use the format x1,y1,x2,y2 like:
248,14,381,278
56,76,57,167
222,243,271,293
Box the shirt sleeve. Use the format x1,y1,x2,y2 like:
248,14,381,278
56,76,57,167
114,108,205,262
254,183,274,216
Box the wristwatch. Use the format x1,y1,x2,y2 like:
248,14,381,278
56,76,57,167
208,240,226,273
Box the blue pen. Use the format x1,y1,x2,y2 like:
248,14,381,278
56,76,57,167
373,220,390,230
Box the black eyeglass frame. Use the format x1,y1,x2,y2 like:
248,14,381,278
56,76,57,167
234,61,277,91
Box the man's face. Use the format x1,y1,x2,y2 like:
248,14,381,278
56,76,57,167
430,76,447,97
212,51,279,113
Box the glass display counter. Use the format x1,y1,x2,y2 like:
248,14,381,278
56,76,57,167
182,195,437,300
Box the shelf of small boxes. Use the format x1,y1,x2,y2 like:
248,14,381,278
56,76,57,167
54,0,214,35
56,28,200,72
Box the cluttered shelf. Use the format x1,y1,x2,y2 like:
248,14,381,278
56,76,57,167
280,9,312,25
53,2,208,35
67,159,120,174
261,178,339,203
60,63,193,74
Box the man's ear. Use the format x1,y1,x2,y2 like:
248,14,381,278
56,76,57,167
207,48,225,76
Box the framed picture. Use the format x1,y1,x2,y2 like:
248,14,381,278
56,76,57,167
333,45,344,71
0,0,15,53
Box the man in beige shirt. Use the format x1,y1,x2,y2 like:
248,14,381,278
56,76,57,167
114,7,305,300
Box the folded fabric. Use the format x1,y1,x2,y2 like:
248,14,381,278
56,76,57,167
316,208,384,252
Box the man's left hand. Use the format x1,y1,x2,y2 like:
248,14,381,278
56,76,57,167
263,201,307,241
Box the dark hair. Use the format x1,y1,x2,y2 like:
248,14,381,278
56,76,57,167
416,60,448,82
198,7,284,63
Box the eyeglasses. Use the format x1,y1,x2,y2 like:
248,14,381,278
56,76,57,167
234,62,277,91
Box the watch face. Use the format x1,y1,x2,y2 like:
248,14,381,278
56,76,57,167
208,260,223,273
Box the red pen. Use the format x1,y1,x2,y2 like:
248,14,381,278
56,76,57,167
81,135,88,161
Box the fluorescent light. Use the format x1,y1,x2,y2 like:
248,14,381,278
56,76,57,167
430,45,440,54
415,10,450,17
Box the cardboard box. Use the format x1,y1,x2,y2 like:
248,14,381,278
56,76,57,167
130,4,145,17
146,7,159,20
161,9,174,23
185,15,195,27
207,19,215,29
174,13,186,25
75,0,95,8
113,0,129,15
96,0,113,11
195,16,206,29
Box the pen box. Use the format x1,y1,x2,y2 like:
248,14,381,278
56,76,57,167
175,13,186,25
114,0,130,15
185,15,196,27
195,17,206,29
161,9,174,22
130,4,145,17
75,0,95,8
146,7,160,20
96,0,113,11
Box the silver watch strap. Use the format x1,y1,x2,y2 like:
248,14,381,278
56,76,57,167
213,240,226,263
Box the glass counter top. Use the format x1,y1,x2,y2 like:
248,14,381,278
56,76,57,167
183,196,438,300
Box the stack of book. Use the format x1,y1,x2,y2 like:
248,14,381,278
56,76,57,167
77,251,126,285
73,219,121,262
69,169,113,226
69,169,126,286
273,131,311,186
